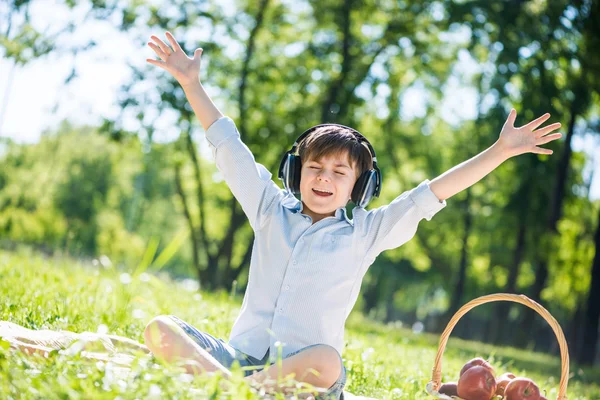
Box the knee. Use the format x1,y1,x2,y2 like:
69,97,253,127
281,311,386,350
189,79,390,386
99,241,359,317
310,344,342,388
143,315,179,350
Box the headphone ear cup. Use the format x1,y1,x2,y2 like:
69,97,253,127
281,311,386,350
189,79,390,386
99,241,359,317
278,152,289,181
351,172,369,205
279,153,291,192
351,170,377,208
288,155,302,194
278,153,302,194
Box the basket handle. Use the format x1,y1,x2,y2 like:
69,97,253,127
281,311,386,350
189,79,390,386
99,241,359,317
429,293,569,400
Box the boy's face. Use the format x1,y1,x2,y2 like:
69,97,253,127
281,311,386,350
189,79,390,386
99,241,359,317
299,151,358,222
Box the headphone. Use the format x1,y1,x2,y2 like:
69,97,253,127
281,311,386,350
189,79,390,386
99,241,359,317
277,124,382,208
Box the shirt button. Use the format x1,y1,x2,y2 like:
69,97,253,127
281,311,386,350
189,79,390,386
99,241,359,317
292,260,297,265
278,308,284,313
285,285,290,290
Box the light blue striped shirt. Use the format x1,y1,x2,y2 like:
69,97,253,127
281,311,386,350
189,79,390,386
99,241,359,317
204,117,446,360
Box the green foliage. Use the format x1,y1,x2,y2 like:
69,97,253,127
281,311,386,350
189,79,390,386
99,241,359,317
0,125,190,273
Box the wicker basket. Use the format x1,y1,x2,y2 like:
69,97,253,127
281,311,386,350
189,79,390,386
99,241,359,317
425,293,569,400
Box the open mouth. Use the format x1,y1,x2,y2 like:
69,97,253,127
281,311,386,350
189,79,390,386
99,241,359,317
312,188,333,197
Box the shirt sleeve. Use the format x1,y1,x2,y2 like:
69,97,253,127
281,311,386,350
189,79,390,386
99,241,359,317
204,116,284,231
360,179,446,259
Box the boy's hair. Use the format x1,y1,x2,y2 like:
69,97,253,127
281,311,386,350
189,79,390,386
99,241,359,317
297,126,373,179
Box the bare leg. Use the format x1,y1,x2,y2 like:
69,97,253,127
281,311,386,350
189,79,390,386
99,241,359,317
143,316,232,376
245,345,341,397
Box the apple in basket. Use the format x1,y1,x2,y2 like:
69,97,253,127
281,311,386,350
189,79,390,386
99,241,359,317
459,357,495,377
496,372,516,396
457,366,497,400
504,377,543,400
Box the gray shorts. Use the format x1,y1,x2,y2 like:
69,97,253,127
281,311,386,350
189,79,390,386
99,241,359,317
168,315,346,400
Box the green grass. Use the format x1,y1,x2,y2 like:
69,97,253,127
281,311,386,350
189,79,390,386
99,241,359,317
1,249,599,399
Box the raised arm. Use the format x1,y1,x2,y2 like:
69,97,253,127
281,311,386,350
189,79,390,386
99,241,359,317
147,32,283,231
146,31,222,130
429,109,563,201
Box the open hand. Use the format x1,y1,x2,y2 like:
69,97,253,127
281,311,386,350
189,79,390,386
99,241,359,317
498,109,563,157
146,32,202,87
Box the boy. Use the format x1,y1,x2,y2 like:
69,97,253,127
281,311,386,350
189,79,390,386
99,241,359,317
144,32,562,399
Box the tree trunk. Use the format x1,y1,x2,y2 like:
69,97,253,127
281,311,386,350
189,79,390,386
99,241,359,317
174,163,203,284
321,0,353,122
579,207,600,365
363,273,383,313
445,190,472,324
226,239,254,292
491,220,527,345
215,198,247,288
567,301,585,362
238,0,270,136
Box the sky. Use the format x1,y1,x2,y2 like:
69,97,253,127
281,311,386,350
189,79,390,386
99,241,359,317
0,0,599,200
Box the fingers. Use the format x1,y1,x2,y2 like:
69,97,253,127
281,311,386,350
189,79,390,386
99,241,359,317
506,108,517,127
148,42,168,61
534,122,561,138
146,58,167,70
536,132,562,145
165,31,183,52
531,146,553,155
531,126,562,155
150,35,173,57
523,113,551,130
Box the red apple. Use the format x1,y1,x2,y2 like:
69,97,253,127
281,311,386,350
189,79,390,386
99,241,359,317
458,365,497,400
505,377,541,400
496,372,517,396
438,382,458,396
460,357,496,377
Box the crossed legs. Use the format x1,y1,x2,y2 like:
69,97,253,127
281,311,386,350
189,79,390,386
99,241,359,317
143,316,342,395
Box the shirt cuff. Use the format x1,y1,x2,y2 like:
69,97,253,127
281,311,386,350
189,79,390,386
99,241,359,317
409,179,446,221
205,116,239,148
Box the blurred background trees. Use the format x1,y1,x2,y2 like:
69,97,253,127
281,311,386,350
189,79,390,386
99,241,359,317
1,0,599,365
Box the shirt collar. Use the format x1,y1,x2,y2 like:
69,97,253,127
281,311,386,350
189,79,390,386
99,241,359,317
282,192,353,226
